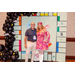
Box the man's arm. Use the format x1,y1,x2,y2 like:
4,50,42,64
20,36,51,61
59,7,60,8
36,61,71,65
24,36,28,45
24,36,28,48
24,30,28,48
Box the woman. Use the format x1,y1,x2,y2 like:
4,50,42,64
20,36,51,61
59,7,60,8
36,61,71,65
36,22,50,62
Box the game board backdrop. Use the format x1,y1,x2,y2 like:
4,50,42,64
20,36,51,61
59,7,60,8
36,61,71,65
0,12,75,60
13,12,67,62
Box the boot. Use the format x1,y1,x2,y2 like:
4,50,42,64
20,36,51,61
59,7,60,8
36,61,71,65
39,54,43,62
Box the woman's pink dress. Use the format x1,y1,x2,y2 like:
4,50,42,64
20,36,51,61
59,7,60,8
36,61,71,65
36,31,50,50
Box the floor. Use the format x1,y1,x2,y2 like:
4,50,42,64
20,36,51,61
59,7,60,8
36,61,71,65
0,59,75,62
66,59,75,62
16,59,75,62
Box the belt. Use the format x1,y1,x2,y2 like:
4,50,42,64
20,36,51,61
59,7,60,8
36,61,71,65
28,40,36,42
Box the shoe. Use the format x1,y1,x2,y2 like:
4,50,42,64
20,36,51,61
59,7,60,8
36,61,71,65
33,61,39,62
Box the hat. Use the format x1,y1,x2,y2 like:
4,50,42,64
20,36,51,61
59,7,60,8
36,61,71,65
38,22,42,25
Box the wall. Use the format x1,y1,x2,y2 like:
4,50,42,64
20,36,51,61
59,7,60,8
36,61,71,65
0,12,75,56
66,12,75,56
0,12,7,36
67,12,75,37
0,12,7,45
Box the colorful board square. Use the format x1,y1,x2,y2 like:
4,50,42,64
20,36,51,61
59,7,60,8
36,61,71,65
21,51,26,54
19,30,21,35
19,21,21,26
56,42,59,52
56,48,59,52
14,26,21,30
45,13,48,16
53,13,57,16
57,38,66,42
19,46,21,51
57,16,60,21
13,46,19,51
14,41,19,45
57,22,67,26
58,12,67,21
56,42,59,48
19,16,21,21
52,53,55,61
18,52,21,59
15,35,21,40
43,52,47,61
56,53,65,62
57,27,59,32
48,54,51,61
21,51,32,54
40,13,44,16
19,40,21,45
58,48,66,53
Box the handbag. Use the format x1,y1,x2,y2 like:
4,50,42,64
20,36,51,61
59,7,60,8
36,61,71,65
34,50,39,61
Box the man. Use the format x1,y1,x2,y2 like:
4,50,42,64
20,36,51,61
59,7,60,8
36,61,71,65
24,22,37,62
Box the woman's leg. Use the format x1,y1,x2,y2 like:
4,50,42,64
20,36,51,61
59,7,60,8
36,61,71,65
39,50,44,62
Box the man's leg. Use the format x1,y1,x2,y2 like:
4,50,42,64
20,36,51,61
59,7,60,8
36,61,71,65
31,42,36,62
25,42,32,62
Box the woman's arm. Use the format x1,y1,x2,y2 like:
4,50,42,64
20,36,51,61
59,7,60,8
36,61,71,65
43,29,50,42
